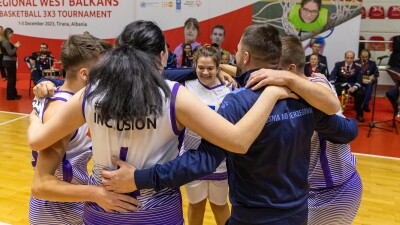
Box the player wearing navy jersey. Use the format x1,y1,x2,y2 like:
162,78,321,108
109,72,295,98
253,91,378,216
249,35,362,225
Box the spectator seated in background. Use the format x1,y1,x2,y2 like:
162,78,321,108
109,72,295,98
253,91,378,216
29,43,54,84
355,49,378,112
181,43,194,68
306,41,328,71
330,51,365,122
304,53,329,78
165,43,177,69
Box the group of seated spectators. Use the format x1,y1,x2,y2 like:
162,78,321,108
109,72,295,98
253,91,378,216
305,39,399,122
302,41,380,122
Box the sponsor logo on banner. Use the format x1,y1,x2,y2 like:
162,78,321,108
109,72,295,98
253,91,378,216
161,1,174,7
183,0,201,8
140,0,161,8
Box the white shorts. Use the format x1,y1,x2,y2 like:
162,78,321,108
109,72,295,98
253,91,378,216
184,179,228,205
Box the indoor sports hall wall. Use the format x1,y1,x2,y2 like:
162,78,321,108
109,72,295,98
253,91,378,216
0,0,361,73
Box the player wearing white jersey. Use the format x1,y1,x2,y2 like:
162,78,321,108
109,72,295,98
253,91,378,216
28,21,296,225
29,89,92,225
83,80,186,224
307,77,362,225
29,34,138,225
180,46,234,225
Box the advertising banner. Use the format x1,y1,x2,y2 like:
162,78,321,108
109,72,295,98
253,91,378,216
0,0,361,72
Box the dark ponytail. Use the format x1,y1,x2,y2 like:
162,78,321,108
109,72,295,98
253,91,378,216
87,20,171,122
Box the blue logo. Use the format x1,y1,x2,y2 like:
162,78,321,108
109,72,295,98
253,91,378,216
140,1,146,8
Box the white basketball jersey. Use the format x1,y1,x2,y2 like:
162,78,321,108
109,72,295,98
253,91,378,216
180,79,233,174
84,80,183,210
30,88,92,225
308,77,357,188
32,89,92,184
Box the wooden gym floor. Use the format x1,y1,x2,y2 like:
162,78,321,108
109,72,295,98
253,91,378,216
0,110,399,225
0,72,400,225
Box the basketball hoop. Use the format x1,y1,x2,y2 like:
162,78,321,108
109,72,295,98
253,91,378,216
252,0,361,40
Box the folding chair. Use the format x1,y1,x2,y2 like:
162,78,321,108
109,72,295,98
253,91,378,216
368,6,385,19
388,6,400,19
24,56,35,96
368,36,386,51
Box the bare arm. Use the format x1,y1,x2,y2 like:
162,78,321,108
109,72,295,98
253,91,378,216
219,64,237,77
175,85,298,154
31,98,139,212
31,140,139,212
286,75,340,114
246,69,340,115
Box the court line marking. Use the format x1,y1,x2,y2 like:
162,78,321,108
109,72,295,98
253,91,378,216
0,115,28,126
0,110,29,116
1,111,399,160
354,152,400,161
0,222,12,225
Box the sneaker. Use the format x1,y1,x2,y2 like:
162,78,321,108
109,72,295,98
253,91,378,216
363,106,371,112
356,115,365,122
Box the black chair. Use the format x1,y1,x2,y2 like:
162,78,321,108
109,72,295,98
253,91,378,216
24,56,35,96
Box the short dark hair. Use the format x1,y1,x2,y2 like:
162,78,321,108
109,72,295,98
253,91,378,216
211,43,219,48
280,35,305,73
360,49,371,59
212,25,225,35
3,28,13,40
61,34,112,78
301,0,322,10
312,41,322,46
241,24,281,69
40,43,48,48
